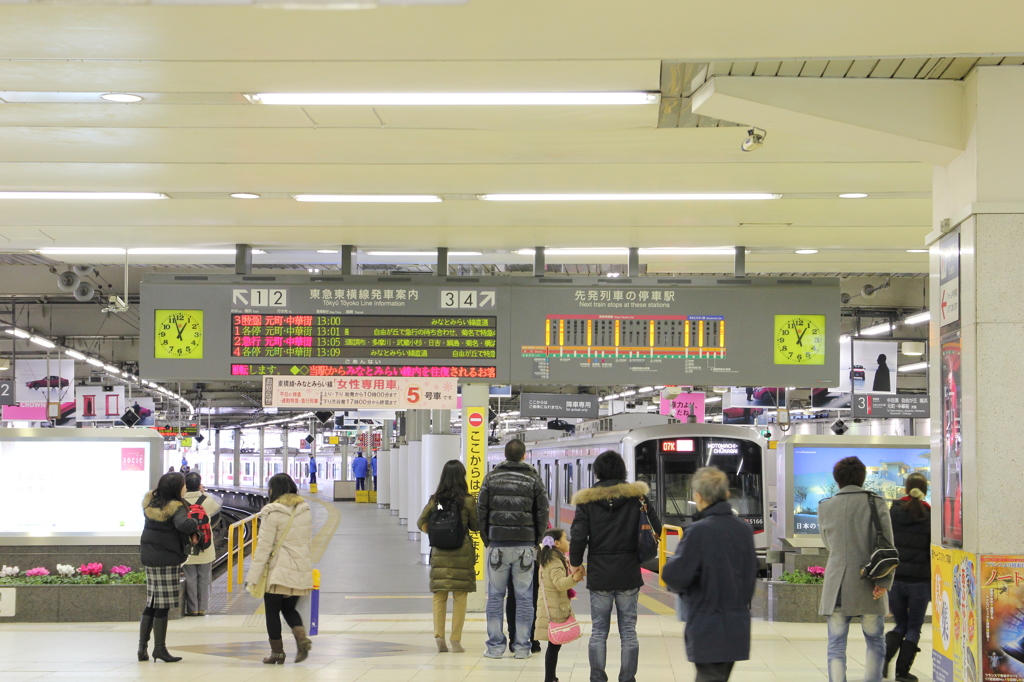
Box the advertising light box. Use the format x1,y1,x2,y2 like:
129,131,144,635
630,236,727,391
0,430,163,543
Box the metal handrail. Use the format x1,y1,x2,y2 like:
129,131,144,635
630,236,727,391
226,512,260,593
658,524,684,587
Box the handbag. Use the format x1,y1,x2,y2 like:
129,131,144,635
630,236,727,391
637,496,660,563
859,492,900,581
247,505,297,599
540,560,582,645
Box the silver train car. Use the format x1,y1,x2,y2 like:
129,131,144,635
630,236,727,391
487,423,770,557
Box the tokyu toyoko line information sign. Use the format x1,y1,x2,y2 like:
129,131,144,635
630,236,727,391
262,376,458,410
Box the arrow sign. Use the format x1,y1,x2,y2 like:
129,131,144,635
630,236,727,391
479,291,496,308
232,289,249,305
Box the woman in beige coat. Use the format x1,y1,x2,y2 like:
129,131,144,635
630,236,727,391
535,528,585,682
246,473,314,665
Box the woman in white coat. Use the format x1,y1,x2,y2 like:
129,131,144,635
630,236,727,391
246,473,314,664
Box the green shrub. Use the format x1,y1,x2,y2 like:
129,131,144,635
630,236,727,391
0,571,147,586
778,569,824,585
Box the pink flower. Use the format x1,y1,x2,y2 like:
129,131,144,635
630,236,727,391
110,565,132,577
24,567,50,577
78,562,103,576
807,566,825,577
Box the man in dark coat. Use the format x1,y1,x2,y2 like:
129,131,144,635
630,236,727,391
570,450,662,682
477,439,548,659
663,466,757,682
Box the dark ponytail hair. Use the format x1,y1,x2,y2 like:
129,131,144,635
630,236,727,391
900,472,929,521
433,460,469,509
538,528,567,568
149,472,185,509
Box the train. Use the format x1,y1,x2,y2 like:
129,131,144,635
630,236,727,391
487,423,770,561
169,447,352,489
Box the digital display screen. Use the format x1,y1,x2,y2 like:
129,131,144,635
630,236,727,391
661,439,695,452
0,440,150,536
792,446,931,534
231,363,498,378
231,314,498,360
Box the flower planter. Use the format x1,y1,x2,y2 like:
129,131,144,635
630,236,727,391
751,579,827,623
0,583,182,623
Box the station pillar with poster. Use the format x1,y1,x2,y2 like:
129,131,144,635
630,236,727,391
462,383,489,613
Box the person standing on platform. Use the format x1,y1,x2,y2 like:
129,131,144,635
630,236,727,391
570,450,662,682
308,455,317,489
662,467,757,682
352,452,368,491
418,459,480,653
535,528,585,682
883,474,931,682
137,472,198,663
371,453,378,490
182,472,221,617
246,473,314,665
818,457,895,682
477,439,548,659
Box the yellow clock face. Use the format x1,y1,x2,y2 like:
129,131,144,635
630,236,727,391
155,310,204,359
774,314,826,365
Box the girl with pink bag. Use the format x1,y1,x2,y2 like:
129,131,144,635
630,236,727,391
535,528,585,682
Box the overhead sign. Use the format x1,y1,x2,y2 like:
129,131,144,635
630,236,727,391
155,423,198,438
852,394,929,419
520,393,599,419
261,375,457,410
659,391,705,422
0,380,14,406
939,231,960,329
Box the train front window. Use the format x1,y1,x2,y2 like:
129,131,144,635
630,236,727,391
662,456,698,519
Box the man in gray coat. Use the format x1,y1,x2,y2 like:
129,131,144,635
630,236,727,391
818,456,895,682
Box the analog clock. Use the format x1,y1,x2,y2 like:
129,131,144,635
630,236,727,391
155,310,204,359
774,314,826,365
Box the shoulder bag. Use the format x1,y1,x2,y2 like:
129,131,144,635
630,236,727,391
859,492,900,580
637,496,660,563
247,505,297,600
540,560,582,645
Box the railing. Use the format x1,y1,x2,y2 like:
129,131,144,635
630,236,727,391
226,512,260,593
658,524,684,587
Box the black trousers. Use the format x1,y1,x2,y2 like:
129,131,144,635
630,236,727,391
264,593,303,640
356,477,366,490
695,662,735,682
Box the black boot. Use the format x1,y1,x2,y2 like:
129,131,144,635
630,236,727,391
137,614,154,661
894,640,920,682
883,630,904,678
150,617,182,663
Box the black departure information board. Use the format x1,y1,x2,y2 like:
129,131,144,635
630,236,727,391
231,313,498,361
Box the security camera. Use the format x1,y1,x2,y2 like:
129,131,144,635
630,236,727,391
831,419,849,435
741,127,766,152
101,294,129,313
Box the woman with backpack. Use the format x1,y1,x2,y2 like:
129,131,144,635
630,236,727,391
535,528,585,682
245,473,314,665
418,459,480,654
883,473,931,682
138,471,199,663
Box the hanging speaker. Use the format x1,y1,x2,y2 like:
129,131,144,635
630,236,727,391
195,433,205,443
120,409,141,428
57,270,80,292
304,434,315,444
73,281,95,302
73,265,94,276
314,410,333,425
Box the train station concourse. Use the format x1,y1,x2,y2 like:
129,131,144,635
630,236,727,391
3,2,1024,681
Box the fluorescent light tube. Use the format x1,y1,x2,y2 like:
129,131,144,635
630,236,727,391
639,387,654,393
705,397,722,404
479,192,774,200
904,311,931,325
365,250,482,256
101,93,143,103
29,336,56,349
0,192,165,200
620,390,637,397
517,248,628,256
64,349,86,360
4,328,30,339
129,249,237,256
38,248,126,255
86,358,104,367
898,362,928,372
639,248,737,256
251,92,658,106
839,193,868,199
294,194,442,203
860,323,892,336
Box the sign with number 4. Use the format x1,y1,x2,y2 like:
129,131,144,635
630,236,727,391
440,290,496,309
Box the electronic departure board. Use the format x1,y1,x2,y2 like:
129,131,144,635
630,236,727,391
231,314,498,360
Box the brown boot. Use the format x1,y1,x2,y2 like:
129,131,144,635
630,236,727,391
263,639,286,665
292,626,312,663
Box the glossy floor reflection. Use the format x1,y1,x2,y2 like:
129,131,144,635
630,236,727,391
0,612,933,681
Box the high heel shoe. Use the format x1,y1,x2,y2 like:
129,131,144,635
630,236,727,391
150,618,182,663
263,639,286,665
292,626,312,663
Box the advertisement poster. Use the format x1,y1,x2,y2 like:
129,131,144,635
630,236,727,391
942,331,963,548
1,359,75,425
725,386,784,408
934,545,980,682
838,337,898,395
980,555,1024,681
75,385,126,421
659,389,706,423
464,406,487,581
129,398,157,427
262,375,457,410
940,231,961,329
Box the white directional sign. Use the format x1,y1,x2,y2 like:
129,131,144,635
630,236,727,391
440,290,497,309
232,288,288,307
939,232,960,328
262,375,458,410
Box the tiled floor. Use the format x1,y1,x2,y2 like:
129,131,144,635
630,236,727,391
0,612,933,681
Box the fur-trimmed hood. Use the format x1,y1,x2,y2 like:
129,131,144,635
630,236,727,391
571,480,649,506
141,491,184,521
270,493,306,508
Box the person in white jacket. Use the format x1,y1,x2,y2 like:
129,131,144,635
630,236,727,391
245,473,314,665
182,472,222,616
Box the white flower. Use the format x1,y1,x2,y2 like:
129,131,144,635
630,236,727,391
56,564,76,577
0,565,19,577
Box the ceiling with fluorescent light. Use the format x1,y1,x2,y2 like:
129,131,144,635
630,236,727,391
0,1,1019,275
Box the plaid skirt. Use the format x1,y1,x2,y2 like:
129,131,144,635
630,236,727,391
145,565,181,609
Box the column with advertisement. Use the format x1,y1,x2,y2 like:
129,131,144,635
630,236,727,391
980,555,1024,681
462,383,489,612
933,545,980,682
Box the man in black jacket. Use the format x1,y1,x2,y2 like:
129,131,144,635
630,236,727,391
477,439,548,659
570,450,662,682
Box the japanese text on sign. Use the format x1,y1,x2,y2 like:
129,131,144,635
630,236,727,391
262,375,458,410
465,406,488,581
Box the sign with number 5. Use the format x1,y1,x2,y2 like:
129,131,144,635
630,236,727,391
262,375,457,410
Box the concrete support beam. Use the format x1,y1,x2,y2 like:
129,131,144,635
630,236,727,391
534,246,545,277
734,246,746,277
628,247,640,278
235,244,252,276
436,247,448,276
341,245,355,276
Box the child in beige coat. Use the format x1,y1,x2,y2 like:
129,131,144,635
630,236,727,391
535,528,585,682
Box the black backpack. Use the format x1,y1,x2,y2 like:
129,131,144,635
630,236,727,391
427,497,466,550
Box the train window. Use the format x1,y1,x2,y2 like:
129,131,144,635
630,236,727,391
587,463,594,488
245,462,251,476
544,464,553,501
662,456,698,519
576,460,582,493
563,463,574,505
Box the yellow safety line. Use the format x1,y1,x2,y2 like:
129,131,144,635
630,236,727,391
638,593,675,617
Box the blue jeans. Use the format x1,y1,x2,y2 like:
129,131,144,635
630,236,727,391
889,581,930,644
485,546,536,656
827,611,885,682
589,589,640,682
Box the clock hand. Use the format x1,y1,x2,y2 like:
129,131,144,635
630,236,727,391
175,321,185,341
794,327,807,346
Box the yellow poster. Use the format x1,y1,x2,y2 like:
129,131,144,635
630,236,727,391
934,544,980,682
464,406,487,581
